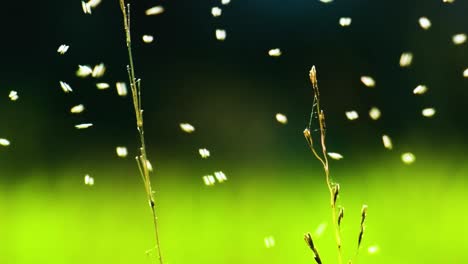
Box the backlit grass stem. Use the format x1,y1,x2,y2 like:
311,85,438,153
118,1,163,263
304,66,343,264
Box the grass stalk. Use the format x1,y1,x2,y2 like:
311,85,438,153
304,66,343,264
118,1,163,263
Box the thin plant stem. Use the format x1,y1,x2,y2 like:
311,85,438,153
304,66,343,264
118,1,163,263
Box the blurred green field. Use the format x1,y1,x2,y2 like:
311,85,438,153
2,152,467,264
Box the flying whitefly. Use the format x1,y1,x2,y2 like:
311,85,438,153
382,135,393,150
215,29,226,41
211,7,222,17
81,0,101,14
399,52,413,67
180,123,195,133
214,171,227,182
319,0,334,3
76,65,93,78
203,175,216,186
57,44,69,54
92,63,106,78
264,236,275,248
422,108,436,117
59,81,73,93
75,123,93,129
221,0,231,5
116,82,128,97
9,90,18,101
327,152,344,160
96,82,110,90
401,152,416,164
116,146,128,158
199,148,210,159
81,1,92,14
368,245,380,254
339,17,352,27
463,68,468,78
443,0,455,3
452,33,467,45
345,110,359,121
418,17,431,30
413,85,428,95
369,107,381,120
314,222,327,238
87,0,101,8
360,76,376,87
146,160,154,172
145,6,164,16
84,174,95,186
268,48,282,57
0,138,10,146
70,104,85,114
275,113,288,124
142,35,154,43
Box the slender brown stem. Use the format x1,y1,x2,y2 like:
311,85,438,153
305,66,343,264
118,1,163,263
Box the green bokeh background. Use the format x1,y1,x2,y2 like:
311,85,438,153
1,0,468,263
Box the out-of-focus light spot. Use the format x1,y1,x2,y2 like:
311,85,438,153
70,104,85,114
214,171,227,183
203,175,216,186
314,222,327,238
146,160,154,172
399,52,413,67
0,138,11,147
264,236,275,248
116,146,128,158
369,107,381,120
142,35,154,43
345,110,359,121
401,152,416,164
84,174,95,186
57,44,69,54
327,152,343,160
275,113,288,124
76,65,93,78
452,33,467,45
96,83,110,90
268,48,282,57
422,108,436,117
211,7,222,17
413,85,428,95
382,135,393,150
368,245,379,254
339,17,352,27
361,76,376,87
199,148,210,159
59,81,73,93
75,123,93,129
92,63,106,78
419,17,431,30
180,123,195,133
215,29,226,41
9,90,18,101
116,82,128,97
145,6,164,16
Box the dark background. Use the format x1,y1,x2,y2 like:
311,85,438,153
1,1,467,168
